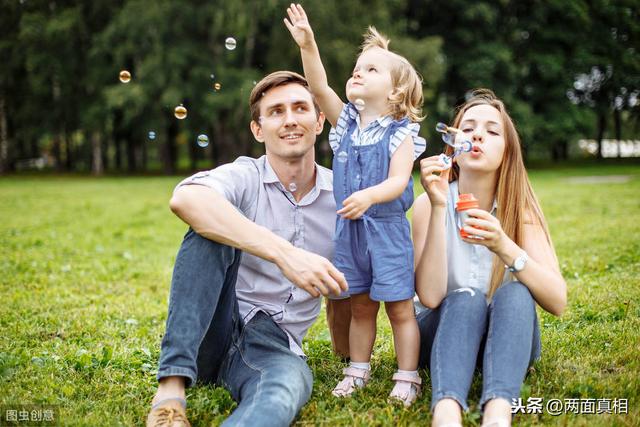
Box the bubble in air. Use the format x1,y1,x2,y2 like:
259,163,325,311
119,70,131,83
197,134,209,147
225,37,237,50
214,82,221,91
288,182,297,192
436,122,448,133
148,131,156,140
174,105,187,120
354,99,365,111
336,151,348,163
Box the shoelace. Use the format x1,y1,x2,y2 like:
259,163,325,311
152,407,187,427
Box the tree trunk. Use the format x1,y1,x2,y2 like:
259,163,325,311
614,108,622,158
91,132,103,175
0,92,9,173
161,119,177,175
596,111,606,160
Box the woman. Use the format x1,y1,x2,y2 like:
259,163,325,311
413,89,566,427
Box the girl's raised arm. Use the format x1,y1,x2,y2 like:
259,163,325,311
284,3,344,126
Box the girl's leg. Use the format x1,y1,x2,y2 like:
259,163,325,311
332,293,379,397
386,298,422,406
349,293,380,363
386,298,420,369
480,281,540,426
428,288,488,426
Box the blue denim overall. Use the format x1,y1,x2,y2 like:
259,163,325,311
332,117,415,302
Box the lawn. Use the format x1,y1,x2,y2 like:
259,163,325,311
1,163,638,426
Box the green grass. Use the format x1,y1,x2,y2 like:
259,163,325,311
1,163,639,426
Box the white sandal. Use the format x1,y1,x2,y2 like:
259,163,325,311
331,366,370,397
481,418,511,427
388,371,422,407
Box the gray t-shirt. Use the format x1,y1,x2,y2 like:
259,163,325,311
175,155,336,356
415,180,509,313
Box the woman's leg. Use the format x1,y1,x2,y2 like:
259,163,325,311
480,281,540,426
419,288,488,426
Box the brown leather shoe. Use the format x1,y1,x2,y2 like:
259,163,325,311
146,398,191,427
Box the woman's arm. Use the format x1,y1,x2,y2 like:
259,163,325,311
284,4,343,126
463,210,567,316
413,193,448,308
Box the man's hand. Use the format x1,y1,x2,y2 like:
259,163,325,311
284,3,315,49
337,189,374,220
276,245,348,298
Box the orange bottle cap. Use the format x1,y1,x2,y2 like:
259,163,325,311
456,193,479,211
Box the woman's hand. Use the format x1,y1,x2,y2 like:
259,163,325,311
337,190,373,220
461,208,510,253
284,4,315,49
419,156,450,207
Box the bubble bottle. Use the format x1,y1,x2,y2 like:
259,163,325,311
455,193,479,239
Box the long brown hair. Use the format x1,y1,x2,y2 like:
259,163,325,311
446,89,554,297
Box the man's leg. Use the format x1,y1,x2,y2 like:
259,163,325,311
325,297,351,359
218,312,313,427
153,228,242,401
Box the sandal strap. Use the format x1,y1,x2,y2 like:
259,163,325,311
392,372,422,385
343,366,371,380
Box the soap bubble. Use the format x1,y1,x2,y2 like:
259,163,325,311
288,182,297,192
252,80,257,85
435,122,448,133
119,70,131,83
225,37,237,50
354,98,365,111
214,82,221,91
336,151,348,163
210,73,215,80
174,105,187,120
197,134,209,147
148,131,156,140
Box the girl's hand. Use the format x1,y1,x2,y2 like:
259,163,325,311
337,190,373,220
461,208,509,253
284,3,315,49
419,156,450,207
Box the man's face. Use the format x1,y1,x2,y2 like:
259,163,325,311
250,83,325,161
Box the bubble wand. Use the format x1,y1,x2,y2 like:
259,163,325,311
435,122,473,169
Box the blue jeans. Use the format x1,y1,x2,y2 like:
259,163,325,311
417,282,541,412
156,229,313,427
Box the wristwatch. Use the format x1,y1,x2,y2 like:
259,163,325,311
506,251,528,273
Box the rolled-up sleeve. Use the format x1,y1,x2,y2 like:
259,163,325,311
328,103,357,153
173,157,259,215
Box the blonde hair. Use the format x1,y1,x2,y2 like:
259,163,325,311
360,26,424,122
446,89,555,297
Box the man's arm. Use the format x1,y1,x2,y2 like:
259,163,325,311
170,184,347,297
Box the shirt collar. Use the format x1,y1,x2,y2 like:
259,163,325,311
262,155,332,192
354,111,394,131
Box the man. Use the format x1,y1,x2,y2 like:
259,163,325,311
146,71,350,427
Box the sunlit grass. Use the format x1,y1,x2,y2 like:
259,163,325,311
1,163,638,426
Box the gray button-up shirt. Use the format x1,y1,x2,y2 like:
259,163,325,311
175,155,336,356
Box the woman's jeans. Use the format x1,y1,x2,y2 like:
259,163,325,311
156,229,313,427
417,282,541,412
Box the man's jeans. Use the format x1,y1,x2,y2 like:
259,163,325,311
417,281,541,412
156,229,313,426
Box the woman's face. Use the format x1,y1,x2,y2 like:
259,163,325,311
455,104,506,174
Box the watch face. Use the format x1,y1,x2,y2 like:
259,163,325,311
514,256,525,271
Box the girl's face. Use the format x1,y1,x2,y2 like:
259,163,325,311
455,104,506,173
346,48,394,106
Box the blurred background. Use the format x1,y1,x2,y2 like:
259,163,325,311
1,0,638,175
